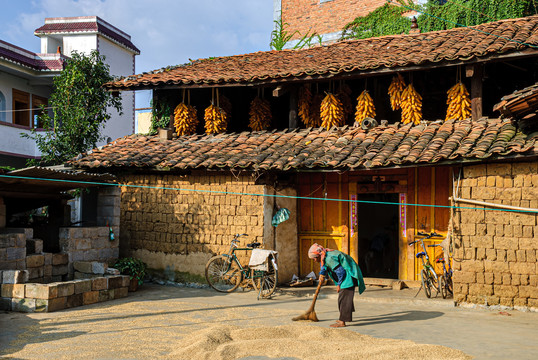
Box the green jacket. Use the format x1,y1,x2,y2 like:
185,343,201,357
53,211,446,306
324,250,366,294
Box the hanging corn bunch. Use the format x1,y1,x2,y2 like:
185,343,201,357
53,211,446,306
354,90,376,126
298,84,315,127
338,83,354,124
388,73,406,111
310,94,323,128
320,92,345,130
249,96,272,131
400,84,422,125
174,103,198,136
174,90,198,136
445,82,471,121
204,89,228,134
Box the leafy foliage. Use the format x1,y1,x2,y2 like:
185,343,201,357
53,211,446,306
23,50,122,166
270,11,321,50
149,99,172,134
114,257,147,285
342,0,538,40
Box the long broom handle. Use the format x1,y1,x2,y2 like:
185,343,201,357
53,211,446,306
306,275,324,312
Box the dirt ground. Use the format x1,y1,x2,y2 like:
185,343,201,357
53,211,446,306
1,284,537,359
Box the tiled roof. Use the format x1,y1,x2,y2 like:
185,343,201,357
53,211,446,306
106,15,538,90
494,82,538,118
0,40,65,71
35,16,140,54
70,118,537,172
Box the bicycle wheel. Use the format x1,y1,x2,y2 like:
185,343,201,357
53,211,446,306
421,269,431,298
439,275,448,299
252,258,278,298
205,255,243,293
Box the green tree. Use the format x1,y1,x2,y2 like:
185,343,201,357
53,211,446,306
24,50,122,166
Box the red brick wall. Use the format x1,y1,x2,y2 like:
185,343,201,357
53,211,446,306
281,0,386,40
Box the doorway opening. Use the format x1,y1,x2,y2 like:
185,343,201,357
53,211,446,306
356,193,399,279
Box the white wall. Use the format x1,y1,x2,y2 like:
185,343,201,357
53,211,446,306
61,35,97,57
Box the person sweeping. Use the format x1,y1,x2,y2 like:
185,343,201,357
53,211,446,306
308,243,366,328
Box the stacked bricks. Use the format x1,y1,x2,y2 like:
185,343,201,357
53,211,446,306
280,0,386,41
74,261,108,279
0,275,130,312
0,233,27,270
453,162,538,311
119,172,266,274
59,226,119,274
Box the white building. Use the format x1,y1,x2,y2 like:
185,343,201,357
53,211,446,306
0,16,139,168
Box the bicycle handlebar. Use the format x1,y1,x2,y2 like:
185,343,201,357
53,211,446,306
409,232,441,246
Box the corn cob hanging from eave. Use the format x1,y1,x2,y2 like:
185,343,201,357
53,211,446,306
249,96,272,131
320,92,345,130
388,73,406,111
298,84,315,127
445,82,471,121
400,83,422,125
204,89,228,134
354,90,376,126
174,102,198,136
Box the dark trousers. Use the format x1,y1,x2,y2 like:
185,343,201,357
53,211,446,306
337,286,355,322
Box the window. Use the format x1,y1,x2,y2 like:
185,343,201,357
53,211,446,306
32,95,48,128
0,91,5,122
12,89,30,127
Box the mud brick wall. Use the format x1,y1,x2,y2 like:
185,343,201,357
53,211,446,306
452,162,538,310
59,226,120,273
280,0,385,41
119,173,266,276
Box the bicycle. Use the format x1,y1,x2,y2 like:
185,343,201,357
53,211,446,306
408,231,441,298
204,233,278,299
429,242,453,299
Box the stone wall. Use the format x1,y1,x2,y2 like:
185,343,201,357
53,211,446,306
120,173,267,277
453,161,538,311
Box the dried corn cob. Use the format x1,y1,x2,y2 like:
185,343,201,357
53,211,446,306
249,97,272,131
445,82,471,121
174,102,198,136
354,90,376,126
298,85,315,127
388,73,406,111
400,83,422,125
320,92,345,130
204,104,228,134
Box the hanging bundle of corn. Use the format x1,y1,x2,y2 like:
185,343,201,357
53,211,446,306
400,84,422,125
174,90,198,136
310,94,323,128
204,89,228,134
354,90,376,126
337,83,354,124
445,82,471,121
249,96,272,131
320,92,345,130
298,84,315,127
388,73,406,111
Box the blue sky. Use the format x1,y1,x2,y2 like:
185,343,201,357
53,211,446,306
0,0,275,107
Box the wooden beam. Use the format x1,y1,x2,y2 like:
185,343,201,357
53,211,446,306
470,64,484,120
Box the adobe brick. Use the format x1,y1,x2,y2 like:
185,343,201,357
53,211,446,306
509,262,536,275
453,271,475,284
499,297,514,307
83,291,99,305
494,284,518,297
66,293,83,308
92,277,108,291
1,284,25,298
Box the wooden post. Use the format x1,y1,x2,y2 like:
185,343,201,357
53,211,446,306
468,64,483,120
289,87,298,129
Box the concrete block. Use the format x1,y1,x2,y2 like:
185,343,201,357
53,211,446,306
52,253,69,265
27,267,44,280
83,291,99,305
26,254,45,268
26,239,43,254
0,234,16,248
2,270,28,284
73,261,93,273
35,297,66,312
1,284,25,298
66,293,83,308
92,262,107,275
7,247,26,261
107,275,123,289
25,283,58,300
98,289,111,302
114,287,128,299
52,265,68,276
74,279,92,294
43,253,52,265
54,282,75,297
92,277,108,291
11,298,36,312
0,297,11,311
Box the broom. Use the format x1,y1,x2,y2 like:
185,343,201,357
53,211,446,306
292,275,324,322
